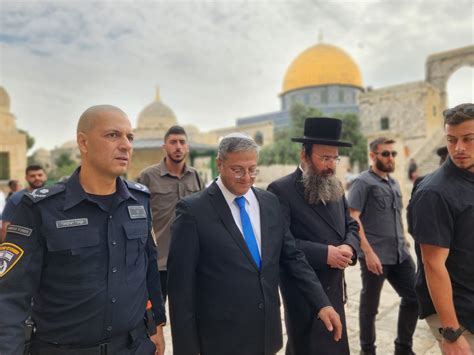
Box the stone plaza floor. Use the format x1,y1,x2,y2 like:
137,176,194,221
161,253,441,354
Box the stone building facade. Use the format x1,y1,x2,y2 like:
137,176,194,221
358,45,473,179
359,81,443,158
0,86,27,189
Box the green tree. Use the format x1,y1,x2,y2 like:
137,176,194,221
259,104,368,169
18,129,35,151
55,152,74,167
49,152,77,181
334,112,368,170
259,103,321,165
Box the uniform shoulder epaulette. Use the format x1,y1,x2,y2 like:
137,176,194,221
125,180,150,194
24,183,66,204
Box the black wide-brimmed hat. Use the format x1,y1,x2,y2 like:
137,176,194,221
291,117,352,147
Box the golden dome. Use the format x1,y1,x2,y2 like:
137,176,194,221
282,43,363,94
137,88,177,130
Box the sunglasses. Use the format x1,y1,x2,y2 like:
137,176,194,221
443,104,474,119
375,150,398,158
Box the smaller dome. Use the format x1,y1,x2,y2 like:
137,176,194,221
0,86,11,112
137,89,177,130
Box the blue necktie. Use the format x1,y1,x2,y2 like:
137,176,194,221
235,196,261,270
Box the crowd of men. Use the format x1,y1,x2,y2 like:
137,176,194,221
0,103,472,355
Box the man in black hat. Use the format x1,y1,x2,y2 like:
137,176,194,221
268,117,360,355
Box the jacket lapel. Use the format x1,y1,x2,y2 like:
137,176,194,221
294,168,344,239
252,187,268,270
208,182,259,271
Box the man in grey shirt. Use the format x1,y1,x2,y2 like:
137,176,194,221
138,126,203,300
348,137,418,355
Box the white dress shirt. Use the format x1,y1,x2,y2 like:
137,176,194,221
216,177,262,255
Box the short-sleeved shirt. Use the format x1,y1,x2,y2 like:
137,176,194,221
348,169,410,265
0,168,165,354
1,188,28,222
138,158,203,270
408,158,474,332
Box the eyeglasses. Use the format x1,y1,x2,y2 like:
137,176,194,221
314,154,341,164
443,104,474,119
229,167,260,179
375,150,398,158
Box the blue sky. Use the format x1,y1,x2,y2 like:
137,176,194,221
0,0,472,150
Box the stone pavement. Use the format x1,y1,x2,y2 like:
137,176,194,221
161,253,441,354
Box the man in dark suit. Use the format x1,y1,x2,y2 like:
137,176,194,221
167,133,343,355
268,117,360,355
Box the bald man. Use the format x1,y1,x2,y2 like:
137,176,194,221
0,105,166,355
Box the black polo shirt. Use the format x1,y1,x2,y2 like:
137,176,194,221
408,158,474,332
0,168,166,354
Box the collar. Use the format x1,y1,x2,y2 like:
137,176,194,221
368,166,393,183
158,158,191,177
216,176,255,207
63,167,137,210
445,157,474,183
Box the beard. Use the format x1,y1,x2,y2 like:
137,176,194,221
302,163,345,205
168,155,185,164
375,158,395,173
28,180,45,189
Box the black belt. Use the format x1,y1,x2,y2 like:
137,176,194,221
30,322,147,355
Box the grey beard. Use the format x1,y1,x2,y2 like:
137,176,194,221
302,165,345,205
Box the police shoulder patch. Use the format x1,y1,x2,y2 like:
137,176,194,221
0,243,25,277
125,180,150,194
24,183,66,203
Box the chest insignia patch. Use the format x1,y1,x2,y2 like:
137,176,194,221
0,243,24,278
7,224,33,237
128,205,147,219
55,218,89,229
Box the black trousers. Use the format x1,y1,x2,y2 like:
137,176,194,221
359,256,418,353
160,270,168,302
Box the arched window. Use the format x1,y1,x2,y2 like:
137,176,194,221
380,117,390,130
254,131,264,145
321,88,328,104
0,152,10,180
304,94,310,105
338,89,345,103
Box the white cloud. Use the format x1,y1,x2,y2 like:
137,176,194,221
0,0,472,150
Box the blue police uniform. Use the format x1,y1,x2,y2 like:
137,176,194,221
0,168,166,355
1,188,29,222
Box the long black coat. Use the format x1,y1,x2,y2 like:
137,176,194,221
167,181,332,355
268,169,360,355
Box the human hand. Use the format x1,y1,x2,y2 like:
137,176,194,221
317,306,342,341
327,245,352,269
364,250,383,275
150,325,165,355
337,244,354,262
442,335,473,355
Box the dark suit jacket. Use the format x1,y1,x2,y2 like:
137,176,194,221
168,181,332,355
268,169,360,355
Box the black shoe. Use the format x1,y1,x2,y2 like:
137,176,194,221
394,345,415,355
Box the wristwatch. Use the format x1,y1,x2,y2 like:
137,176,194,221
439,327,465,342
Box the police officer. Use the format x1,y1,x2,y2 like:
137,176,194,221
0,105,166,355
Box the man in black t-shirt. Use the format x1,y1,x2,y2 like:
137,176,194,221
409,103,474,354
